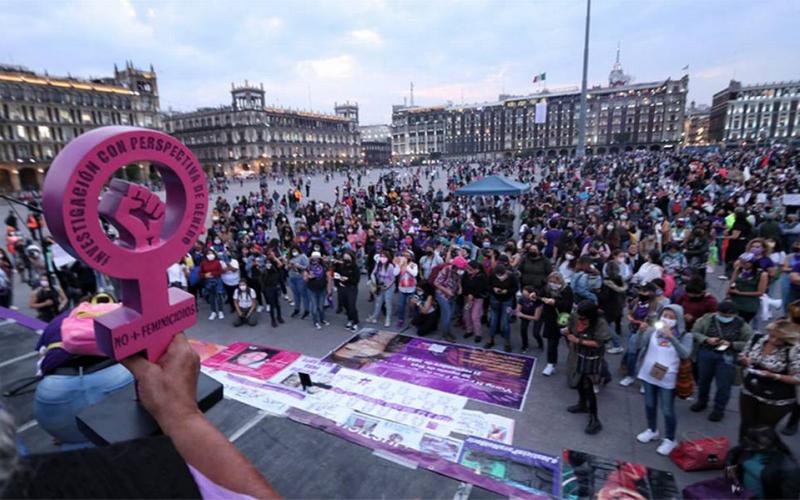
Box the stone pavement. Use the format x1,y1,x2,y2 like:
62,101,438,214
1,169,798,496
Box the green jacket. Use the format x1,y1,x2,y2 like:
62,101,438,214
690,312,753,358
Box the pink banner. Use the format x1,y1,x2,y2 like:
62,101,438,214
202,342,300,380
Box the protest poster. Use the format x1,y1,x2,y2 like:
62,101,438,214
286,407,549,499
202,369,291,416
452,409,515,444
202,342,300,380
322,330,535,410
561,449,680,500
458,437,561,498
302,368,466,435
188,338,226,361
269,354,341,395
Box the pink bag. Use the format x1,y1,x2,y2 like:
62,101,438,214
60,302,122,356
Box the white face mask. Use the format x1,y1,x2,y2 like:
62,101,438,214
214,239,221,245
380,257,388,264
40,281,49,288
206,254,215,261
548,282,560,290
660,317,676,329
565,254,574,261
292,251,299,257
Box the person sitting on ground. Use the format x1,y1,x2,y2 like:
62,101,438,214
232,279,258,327
726,426,800,499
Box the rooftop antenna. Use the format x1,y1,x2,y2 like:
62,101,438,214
410,81,414,107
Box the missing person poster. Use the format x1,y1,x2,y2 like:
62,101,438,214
202,342,300,380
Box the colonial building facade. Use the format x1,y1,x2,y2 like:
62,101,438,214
163,83,360,175
683,101,711,146
392,59,687,161
0,61,160,191
709,79,800,146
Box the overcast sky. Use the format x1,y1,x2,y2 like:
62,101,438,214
3,0,798,124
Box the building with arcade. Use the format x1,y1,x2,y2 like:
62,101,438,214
163,82,361,176
0,62,160,192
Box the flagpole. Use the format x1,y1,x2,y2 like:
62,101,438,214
576,0,591,159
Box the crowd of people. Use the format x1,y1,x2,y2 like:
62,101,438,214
2,146,800,497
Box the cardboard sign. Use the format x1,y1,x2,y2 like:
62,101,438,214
42,126,208,361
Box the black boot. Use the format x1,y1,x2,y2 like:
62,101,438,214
567,403,588,414
272,318,278,328
474,336,482,344
585,416,603,435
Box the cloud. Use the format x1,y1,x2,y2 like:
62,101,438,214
295,55,357,80
695,64,737,80
346,29,383,47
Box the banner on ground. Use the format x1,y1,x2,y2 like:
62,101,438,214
202,342,300,380
458,437,560,498
561,449,680,500
452,409,515,445
286,407,553,499
322,330,535,409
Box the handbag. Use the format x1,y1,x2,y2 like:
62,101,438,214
675,358,694,399
669,432,729,471
60,302,123,356
683,477,753,499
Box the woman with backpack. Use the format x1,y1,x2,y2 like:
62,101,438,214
634,304,693,456
367,250,399,327
599,259,628,355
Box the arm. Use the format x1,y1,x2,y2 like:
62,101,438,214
122,335,279,499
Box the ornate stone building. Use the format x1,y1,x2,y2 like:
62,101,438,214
0,61,160,191
392,56,687,161
163,83,360,175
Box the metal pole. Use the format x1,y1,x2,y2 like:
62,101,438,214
576,0,591,158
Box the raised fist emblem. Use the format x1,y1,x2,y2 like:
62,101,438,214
99,179,165,248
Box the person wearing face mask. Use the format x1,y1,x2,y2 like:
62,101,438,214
729,253,769,325
287,245,310,319
260,251,285,328
691,301,754,422
634,305,693,456
620,284,661,387
519,243,552,292
745,237,777,280
200,249,224,321
367,251,400,328
676,278,718,331
433,256,467,342
29,276,67,323
557,251,577,284
783,241,800,311
232,279,258,327
485,264,519,352
539,272,573,376
462,260,489,344
419,245,443,282
334,250,360,332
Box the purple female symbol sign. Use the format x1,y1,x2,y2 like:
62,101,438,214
42,126,208,362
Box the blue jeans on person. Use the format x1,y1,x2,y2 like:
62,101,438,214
643,382,677,440
396,291,414,323
34,364,134,448
204,278,223,314
372,286,395,324
488,298,512,341
624,329,639,376
308,287,326,324
696,348,736,412
435,291,454,337
289,274,310,314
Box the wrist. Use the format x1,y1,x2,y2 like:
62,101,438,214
155,406,204,436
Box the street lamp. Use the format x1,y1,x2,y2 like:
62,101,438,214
576,0,591,159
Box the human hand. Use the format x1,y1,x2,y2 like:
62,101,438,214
566,334,579,344
99,179,165,248
706,337,720,346
122,333,202,434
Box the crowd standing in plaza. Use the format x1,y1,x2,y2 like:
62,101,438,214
3,146,800,497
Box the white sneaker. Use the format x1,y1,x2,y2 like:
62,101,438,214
606,346,624,355
257,306,264,313
218,312,224,320
542,364,555,376
346,321,353,328
636,429,660,443
640,385,645,394
384,319,391,327
619,376,635,387
266,305,271,313
656,439,677,456
208,312,217,321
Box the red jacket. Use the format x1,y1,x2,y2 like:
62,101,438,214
676,293,718,330
200,259,223,278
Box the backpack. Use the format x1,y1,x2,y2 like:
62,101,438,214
61,301,122,356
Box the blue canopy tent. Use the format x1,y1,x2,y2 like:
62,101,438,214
454,175,530,197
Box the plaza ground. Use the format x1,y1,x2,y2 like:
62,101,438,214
1,168,797,497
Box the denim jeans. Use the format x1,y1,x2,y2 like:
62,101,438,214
643,382,677,440
372,286,395,323
463,298,484,336
696,348,736,412
204,278,223,314
396,291,414,323
289,274,310,313
624,329,640,376
308,287,326,324
435,291,454,336
34,364,134,447
488,298,512,340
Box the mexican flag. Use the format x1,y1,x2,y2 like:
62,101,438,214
532,72,546,83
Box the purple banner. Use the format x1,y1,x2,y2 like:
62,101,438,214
285,407,551,499
322,330,535,409
458,437,561,498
